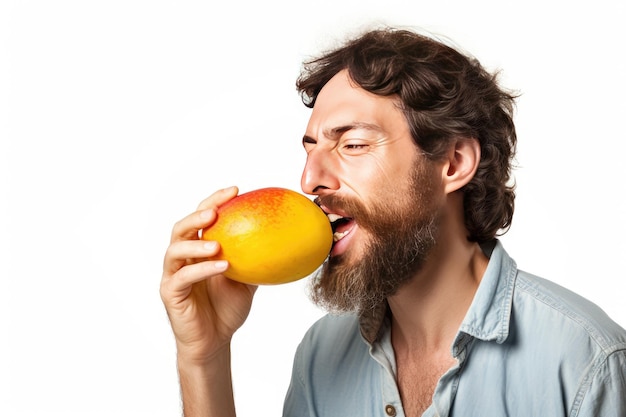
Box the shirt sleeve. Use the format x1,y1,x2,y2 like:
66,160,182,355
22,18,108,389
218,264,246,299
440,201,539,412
575,347,626,416
282,342,312,417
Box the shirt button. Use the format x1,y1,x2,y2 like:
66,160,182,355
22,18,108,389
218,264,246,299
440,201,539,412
385,404,397,416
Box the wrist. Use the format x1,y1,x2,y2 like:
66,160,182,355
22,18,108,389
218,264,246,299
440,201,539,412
176,344,236,417
176,341,231,369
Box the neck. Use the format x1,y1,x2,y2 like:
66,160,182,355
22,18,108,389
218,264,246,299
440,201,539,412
388,215,488,352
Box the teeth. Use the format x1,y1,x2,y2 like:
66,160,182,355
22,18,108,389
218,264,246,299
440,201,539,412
333,230,350,242
327,213,343,223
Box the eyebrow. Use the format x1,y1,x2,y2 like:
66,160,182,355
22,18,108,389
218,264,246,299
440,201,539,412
302,122,383,143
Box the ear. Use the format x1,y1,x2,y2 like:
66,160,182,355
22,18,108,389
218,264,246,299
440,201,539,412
441,138,480,195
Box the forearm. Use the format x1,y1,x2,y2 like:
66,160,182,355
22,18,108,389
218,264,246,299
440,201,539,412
177,345,236,417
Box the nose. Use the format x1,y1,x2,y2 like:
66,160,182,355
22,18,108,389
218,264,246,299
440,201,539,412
301,148,340,195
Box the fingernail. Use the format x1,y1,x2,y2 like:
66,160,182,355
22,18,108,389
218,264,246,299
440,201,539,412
204,242,217,251
214,260,228,270
222,186,238,194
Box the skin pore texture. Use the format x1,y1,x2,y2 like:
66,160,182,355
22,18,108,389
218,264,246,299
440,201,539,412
160,67,491,417
302,70,443,314
300,70,489,416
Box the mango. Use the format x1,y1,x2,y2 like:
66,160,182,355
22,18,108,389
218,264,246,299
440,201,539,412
201,187,332,285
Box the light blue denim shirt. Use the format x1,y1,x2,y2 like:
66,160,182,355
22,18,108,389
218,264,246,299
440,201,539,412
283,240,626,416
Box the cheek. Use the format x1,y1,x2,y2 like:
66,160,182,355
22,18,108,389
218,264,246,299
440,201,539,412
340,153,408,192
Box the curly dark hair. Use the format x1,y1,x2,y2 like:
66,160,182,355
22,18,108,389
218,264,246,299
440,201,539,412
296,27,517,243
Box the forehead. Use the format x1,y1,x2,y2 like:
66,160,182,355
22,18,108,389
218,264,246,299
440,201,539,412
306,70,409,137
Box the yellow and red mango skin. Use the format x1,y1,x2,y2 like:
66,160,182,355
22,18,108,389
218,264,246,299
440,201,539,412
201,187,333,285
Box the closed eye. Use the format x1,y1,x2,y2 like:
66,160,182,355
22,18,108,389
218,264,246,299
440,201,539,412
343,143,370,154
302,135,317,152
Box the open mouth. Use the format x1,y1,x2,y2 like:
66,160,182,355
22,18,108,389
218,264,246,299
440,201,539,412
315,197,358,256
327,213,355,243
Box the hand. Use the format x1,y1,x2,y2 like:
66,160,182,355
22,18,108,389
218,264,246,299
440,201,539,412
160,186,257,364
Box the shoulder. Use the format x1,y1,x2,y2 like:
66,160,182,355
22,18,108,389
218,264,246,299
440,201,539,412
513,270,626,352
285,314,385,415
297,313,363,357
293,313,374,378
512,272,626,414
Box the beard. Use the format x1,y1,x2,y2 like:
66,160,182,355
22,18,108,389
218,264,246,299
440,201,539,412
308,161,441,315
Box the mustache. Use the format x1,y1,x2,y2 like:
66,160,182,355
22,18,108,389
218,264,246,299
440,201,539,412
314,195,370,220
315,194,399,236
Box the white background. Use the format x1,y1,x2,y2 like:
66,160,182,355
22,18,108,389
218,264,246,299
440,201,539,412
1,0,625,416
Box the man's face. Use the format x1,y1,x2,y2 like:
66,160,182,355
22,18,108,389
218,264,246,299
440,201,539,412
301,70,444,313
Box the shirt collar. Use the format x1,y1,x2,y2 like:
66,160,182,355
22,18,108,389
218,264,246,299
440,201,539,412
358,239,517,346
456,239,516,344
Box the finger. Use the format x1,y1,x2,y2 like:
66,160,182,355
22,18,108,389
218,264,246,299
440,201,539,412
160,259,230,306
170,186,239,244
163,239,223,276
170,207,218,243
196,186,239,211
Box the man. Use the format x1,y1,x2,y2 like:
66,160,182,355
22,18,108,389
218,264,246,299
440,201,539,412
160,27,626,416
